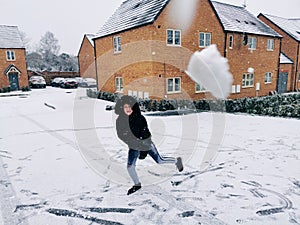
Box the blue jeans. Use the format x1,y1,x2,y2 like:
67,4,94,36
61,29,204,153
127,143,176,165
127,143,176,185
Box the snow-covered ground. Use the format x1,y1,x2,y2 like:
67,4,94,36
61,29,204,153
0,87,299,225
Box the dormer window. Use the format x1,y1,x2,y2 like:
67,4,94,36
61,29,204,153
6,50,16,61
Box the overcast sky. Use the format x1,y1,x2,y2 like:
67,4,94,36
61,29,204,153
0,0,299,55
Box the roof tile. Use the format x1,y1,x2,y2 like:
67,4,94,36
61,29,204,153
0,25,24,48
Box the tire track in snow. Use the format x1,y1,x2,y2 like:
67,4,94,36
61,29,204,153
0,156,29,225
20,113,227,224
138,185,228,225
21,114,80,151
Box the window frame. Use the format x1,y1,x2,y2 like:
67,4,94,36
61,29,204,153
6,50,16,61
267,39,274,51
229,34,234,49
113,36,121,53
242,73,255,88
195,83,207,93
199,32,211,48
115,77,123,92
264,72,272,83
167,77,181,93
248,37,257,50
166,29,181,46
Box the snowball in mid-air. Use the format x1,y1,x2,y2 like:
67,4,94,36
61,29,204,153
186,44,233,99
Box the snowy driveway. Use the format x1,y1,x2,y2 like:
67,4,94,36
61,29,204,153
0,87,299,225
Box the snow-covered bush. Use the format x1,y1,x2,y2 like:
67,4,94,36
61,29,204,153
0,87,11,93
86,89,300,118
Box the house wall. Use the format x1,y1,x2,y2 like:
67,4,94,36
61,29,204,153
94,0,281,100
0,48,28,89
259,14,300,91
94,0,224,100
226,33,281,98
78,37,96,79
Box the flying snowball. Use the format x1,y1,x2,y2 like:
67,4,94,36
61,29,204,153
186,44,233,99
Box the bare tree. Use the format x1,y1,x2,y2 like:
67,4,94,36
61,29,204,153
38,31,60,61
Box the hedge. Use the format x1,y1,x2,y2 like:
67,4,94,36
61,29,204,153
87,89,300,119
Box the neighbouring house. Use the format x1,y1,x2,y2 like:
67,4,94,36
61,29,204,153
0,25,28,91
78,34,96,79
93,0,281,100
258,14,300,93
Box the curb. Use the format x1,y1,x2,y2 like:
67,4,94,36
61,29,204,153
0,92,30,98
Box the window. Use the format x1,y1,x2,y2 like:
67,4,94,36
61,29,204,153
242,73,254,87
113,36,121,53
229,34,234,49
298,73,300,81
115,77,123,92
6,50,15,61
267,39,274,51
166,29,181,46
264,72,272,83
248,37,257,50
231,85,241,94
199,32,211,47
195,83,206,93
167,77,181,93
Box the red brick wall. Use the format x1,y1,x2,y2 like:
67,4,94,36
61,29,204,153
226,33,281,98
94,0,281,100
0,48,28,89
259,14,300,91
78,37,96,79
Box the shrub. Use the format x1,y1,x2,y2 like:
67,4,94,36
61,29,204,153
86,89,300,118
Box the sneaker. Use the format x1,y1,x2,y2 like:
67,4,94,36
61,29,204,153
127,183,142,195
176,157,183,172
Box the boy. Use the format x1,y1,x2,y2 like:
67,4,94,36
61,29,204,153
115,95,183,195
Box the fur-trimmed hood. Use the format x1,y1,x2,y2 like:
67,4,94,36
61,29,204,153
115,95,141,116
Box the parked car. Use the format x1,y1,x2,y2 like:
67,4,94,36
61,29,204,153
60,78,78,89
78,78,97,88
74,77,84,84
29,76,46,88
51,77,65,87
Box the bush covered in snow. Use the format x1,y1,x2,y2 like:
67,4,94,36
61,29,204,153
0,87,11,93
87,89,300,118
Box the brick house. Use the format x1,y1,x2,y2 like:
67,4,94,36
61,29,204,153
258,14,300,92
78,34,96,79
0,25,28,91
93,0,281,100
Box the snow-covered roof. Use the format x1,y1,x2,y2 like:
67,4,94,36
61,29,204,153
260,14,300,41
95,0,281,40
280,52,293,64
211,1,281,37
85,34,95,47
95,0,170,38
0,25,24,48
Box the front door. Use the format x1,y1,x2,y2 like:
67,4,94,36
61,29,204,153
277,72,288,94
8,73,19,91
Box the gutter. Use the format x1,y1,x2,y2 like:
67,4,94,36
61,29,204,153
295,42,300,90
224,31,227,57
93,39,99,91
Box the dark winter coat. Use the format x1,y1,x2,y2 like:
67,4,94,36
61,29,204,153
115,95,152,152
